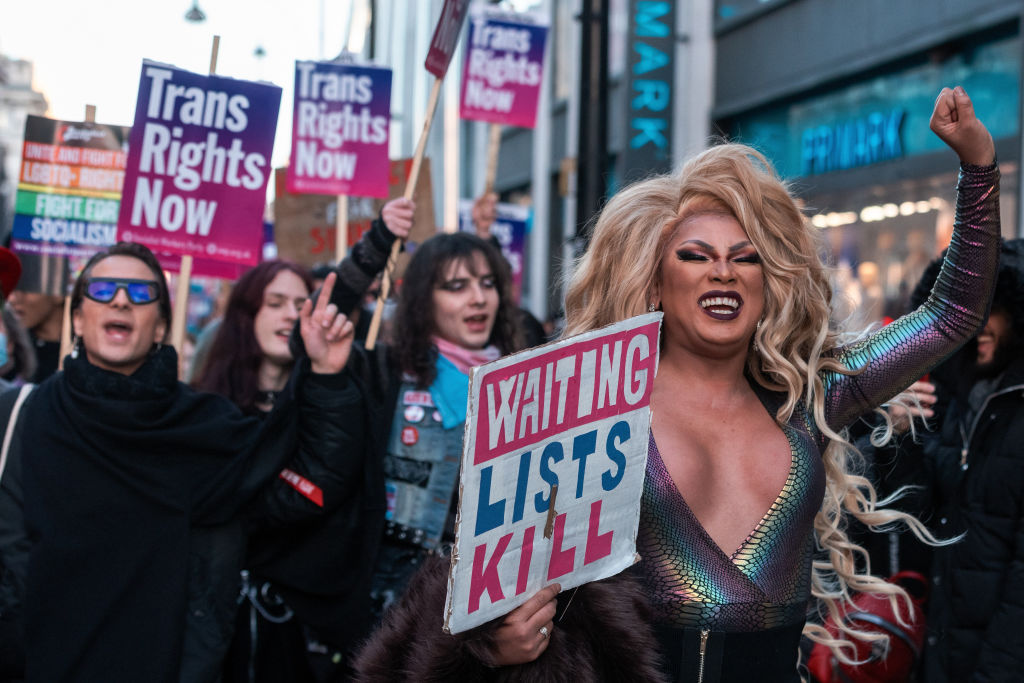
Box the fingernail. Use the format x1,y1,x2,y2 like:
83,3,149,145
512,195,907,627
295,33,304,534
955,85,966,95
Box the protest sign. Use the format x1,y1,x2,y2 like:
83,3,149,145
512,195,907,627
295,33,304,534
274,168,375,267
12,115,129,260
425,0,472,78
367,0,472,349
117,59,281,268
444,312,662,633
458,199,527,300
287,59,392,198
459,9,549,129
274,156,436,273
11,114,242,281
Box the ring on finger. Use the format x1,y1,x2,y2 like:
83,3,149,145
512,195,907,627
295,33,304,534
539,626,549,639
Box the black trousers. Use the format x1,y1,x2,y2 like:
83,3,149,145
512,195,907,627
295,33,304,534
654,621,805,683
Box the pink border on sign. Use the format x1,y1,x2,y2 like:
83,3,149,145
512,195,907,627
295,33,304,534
474,322,659,466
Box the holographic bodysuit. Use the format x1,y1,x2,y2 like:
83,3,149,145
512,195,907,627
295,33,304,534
638,163,1001,633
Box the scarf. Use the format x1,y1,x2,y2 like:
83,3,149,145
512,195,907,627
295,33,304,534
429,337,500,429
19,347,300,682
432,336,501,376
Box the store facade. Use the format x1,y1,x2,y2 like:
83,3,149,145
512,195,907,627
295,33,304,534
714,0,1021,325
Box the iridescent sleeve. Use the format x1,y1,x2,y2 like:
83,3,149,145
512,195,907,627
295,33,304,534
823,162,1000,431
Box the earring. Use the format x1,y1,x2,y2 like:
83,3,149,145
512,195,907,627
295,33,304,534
752,319,763,354
70,337,80,360
648,303,656,313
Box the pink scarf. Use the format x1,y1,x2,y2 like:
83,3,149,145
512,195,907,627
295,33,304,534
433,336,501,376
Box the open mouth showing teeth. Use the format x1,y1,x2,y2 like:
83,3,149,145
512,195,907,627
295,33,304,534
699,296,740,314
104,321,132,335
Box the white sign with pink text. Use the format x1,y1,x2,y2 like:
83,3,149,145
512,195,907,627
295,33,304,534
444,313,661,633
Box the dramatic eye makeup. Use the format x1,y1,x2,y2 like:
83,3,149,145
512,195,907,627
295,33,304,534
675,250,709,262
673,240,760,264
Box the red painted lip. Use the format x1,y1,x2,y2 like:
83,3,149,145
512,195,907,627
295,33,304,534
698,290,743,321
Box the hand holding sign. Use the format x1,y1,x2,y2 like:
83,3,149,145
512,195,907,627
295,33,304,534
471,191,498,238
301,271,354,374
380,197,416,239
489,582,560,666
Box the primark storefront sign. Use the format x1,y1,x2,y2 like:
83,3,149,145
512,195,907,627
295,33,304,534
800,109,905,176
725,31,1019,180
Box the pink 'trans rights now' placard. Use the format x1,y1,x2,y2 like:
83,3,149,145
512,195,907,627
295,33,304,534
117,60,281,268
287,60,392,198
459,9,549,129
444,313,662,634
425,0,472,78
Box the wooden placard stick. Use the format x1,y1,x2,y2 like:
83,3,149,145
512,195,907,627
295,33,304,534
170,35,219,360
484,123,502,194
335,195,348,262
58,105,99,371
59,272,73,373
364,77,443,350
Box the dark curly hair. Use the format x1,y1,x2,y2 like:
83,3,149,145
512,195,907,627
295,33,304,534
392,233,522,388
70,241,172,340
194,260,313,414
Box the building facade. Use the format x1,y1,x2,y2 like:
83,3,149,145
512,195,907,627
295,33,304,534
0,55,48,240
714,0,1022,325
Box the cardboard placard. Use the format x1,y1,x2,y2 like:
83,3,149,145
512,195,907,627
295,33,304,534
287,59,392,198
444,313,662,633
274,157,436,273
459,9,549,129
117,60,282,268
12,115,129,260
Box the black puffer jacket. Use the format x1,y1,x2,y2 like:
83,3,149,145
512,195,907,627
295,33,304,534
922,356,1024,682
917,240,1024,682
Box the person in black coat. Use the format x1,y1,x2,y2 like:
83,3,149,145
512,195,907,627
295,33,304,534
0,241,356,683
867,238,1024,681
194,200,413,682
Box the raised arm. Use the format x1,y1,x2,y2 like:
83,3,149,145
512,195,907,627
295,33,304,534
824,87,999,429
329,197,414,315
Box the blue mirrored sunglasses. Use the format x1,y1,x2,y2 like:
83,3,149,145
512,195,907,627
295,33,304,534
84,278,160,305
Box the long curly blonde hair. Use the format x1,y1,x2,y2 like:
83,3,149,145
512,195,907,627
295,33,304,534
564,143,938,662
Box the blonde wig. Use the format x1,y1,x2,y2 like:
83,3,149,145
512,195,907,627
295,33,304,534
564,143,941,662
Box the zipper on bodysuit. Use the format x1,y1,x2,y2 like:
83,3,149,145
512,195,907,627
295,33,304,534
698,629,710,683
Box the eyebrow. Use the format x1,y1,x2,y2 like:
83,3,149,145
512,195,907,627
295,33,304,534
680,239,754,253
439,271,495,284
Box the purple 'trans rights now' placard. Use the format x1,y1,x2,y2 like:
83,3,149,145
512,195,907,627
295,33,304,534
459,9,549,129
117,60,281,268
287,59,392,198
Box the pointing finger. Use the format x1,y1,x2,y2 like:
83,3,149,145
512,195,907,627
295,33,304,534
316,272,337,315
